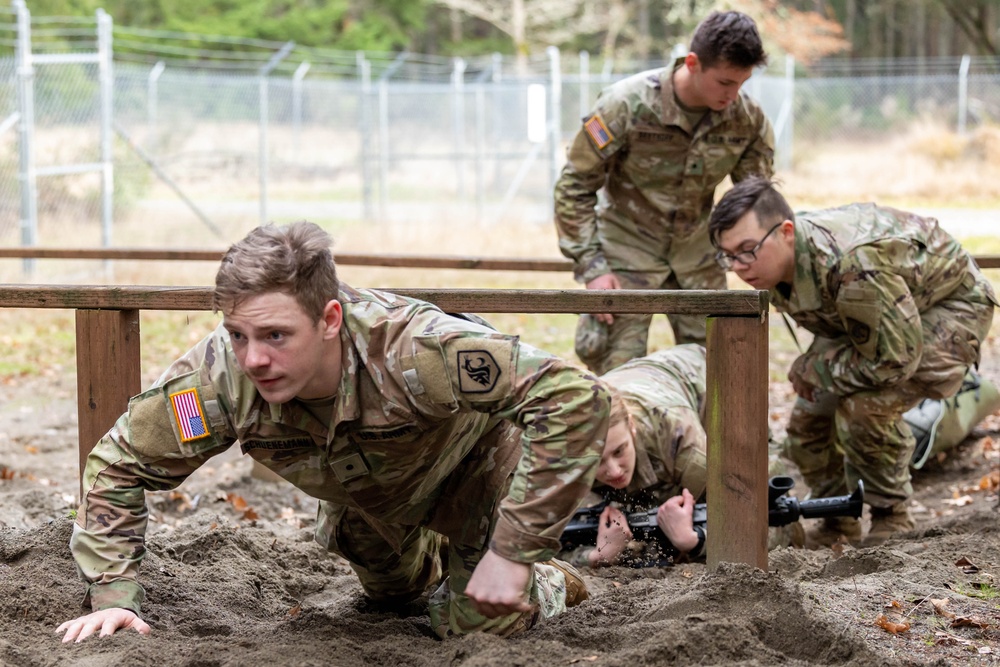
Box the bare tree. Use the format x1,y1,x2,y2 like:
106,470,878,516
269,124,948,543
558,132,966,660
935,0,999,56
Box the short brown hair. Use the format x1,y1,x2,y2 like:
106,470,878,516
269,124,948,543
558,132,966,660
690,11,767,70
709,177,794,247
213,221,339,322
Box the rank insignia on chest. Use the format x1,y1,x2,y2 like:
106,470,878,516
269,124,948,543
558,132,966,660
457,349,500,393
169,388,209,443
584,113,613,149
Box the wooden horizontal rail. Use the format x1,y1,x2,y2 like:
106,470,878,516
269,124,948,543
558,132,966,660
0,285,769,316
0,247,574,271
2,247,999,270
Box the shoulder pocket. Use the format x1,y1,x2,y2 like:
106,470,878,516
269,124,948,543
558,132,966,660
128,371,226,459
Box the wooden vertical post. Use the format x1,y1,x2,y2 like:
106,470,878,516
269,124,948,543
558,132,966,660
705,313,769,570
75,309,141,495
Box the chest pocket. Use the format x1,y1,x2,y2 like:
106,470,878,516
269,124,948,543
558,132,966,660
837,284,882,362
623,127,689,185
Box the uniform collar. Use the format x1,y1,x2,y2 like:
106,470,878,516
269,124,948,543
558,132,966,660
783,222,823,312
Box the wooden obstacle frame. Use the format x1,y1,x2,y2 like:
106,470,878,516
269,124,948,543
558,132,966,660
0,282,771,571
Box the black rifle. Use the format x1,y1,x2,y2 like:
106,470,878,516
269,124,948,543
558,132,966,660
560,475,864,566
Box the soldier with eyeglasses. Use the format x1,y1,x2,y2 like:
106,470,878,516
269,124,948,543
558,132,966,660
708,177,998,548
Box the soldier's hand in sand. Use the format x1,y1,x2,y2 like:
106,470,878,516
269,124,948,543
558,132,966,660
585,273,621,325
57,608,151,643
656,489,700,554
590,505,632,566
465,549,534,618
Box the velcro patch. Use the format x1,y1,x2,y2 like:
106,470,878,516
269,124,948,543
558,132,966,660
407,335,516,405
584,113,613,149
128,373,221,459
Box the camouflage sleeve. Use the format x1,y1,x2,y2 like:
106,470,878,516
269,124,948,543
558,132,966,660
554,94,631,284
668,407,708,500
71,331,237,613
403,328,611,563
795,246,922,396
729,100,775,183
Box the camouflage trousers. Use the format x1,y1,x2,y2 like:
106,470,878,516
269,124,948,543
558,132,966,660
574,259,726,375
315,503,571,638
785,294,995,508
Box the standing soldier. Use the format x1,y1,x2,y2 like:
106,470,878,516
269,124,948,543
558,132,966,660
57,221,611,643
709,177,998,547
555,10,774,374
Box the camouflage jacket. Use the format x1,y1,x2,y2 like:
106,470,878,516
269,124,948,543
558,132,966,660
600,345,708,504
72,284,611,613
773,204,1000,396
554,59,775,284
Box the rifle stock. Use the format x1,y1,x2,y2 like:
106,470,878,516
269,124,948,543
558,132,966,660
560,476,865,566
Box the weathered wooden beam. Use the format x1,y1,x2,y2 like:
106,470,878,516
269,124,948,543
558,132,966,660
2,246,997,269
75,309,142,495
0,247,573,271
0,285,769,316
704,313,770,571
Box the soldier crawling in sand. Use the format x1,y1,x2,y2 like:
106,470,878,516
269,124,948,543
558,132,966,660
58,220,614,642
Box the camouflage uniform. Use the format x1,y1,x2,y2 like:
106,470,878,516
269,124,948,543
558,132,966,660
560,345,798,566
555,59,774,373
775,205,999,509
72,284,611,638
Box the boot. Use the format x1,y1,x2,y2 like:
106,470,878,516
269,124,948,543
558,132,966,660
804,516,862,550
543,559,590,607
863,503,915,547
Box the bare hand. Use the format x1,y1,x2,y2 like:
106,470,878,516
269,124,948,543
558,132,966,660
656,489,700,554
585,273,622,325
589,505,633,567
57,608,151,644
465,549,534,619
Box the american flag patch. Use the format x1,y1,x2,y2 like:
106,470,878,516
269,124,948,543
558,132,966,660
169,388,209,443
584,113,613,149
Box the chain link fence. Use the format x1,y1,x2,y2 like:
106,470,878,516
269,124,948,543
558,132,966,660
1,2,998,252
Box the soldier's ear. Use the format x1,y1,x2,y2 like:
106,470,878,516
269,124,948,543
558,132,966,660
780,219,795,241
684,52,702,73
321,299,343,339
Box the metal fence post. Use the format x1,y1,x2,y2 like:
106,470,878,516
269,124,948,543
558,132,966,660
258,41,294,226
547,46,561,204
291,61,310,160
357,52,374,222
147,61,164,151
376,52,408,223
782,54,794,171
97,8,113,250
452,57,466,200
14,0,36,275
958,54,971,135
491,52,503,195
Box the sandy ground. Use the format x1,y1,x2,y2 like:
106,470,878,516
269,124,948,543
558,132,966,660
1,354,999,666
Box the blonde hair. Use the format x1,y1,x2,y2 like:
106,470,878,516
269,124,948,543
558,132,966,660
607,387,631,430
213,221,339,322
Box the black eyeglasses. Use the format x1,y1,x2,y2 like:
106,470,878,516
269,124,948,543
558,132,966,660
714,223,781,270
